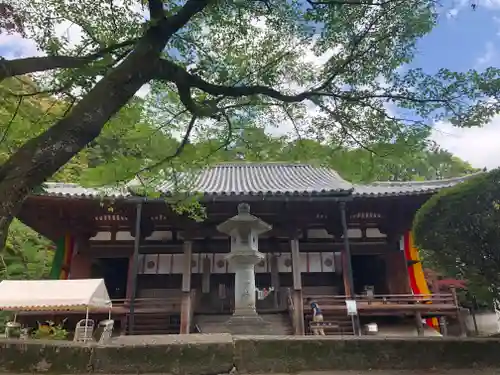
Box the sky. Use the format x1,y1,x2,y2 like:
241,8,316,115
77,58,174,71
1,1,500,170
412,1,500,170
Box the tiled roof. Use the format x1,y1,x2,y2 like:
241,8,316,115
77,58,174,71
40,183,129,198
38,163,482,199
154,163,353,196
352,172,482,197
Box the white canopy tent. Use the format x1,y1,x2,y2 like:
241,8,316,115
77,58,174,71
0,278,112,342
0,278,112,311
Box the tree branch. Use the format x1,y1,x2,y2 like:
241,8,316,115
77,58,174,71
155,58,451,114
0,1,209,82
158,0,211,36
0,38,138,81
155,58,313,103
0,96,22,146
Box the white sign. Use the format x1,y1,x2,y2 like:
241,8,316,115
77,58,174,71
346,300,358,316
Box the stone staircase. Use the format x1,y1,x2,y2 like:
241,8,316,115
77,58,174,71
194,312,293,335
308,311,355,336
302,292,355,336
125,313,180,335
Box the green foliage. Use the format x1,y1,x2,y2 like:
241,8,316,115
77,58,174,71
0,72,482,285
0,311,11,333
4,0,500,162
414,169,500,306
2,219,52,280
0,77,63,163
31,321,69,340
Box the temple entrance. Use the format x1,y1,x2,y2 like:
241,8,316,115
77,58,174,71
193,273,234,314
351,255,388,295
256,273,282,311
91,258,129,300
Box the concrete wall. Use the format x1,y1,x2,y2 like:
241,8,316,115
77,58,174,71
466,312,500,336
2,335,500,374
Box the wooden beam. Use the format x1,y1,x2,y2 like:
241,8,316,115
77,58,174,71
181,241,193,293
85,238,389,255
127,202,143,335
415,311,424,336
290,238,304,335
340,201,361,336
290,239,301,291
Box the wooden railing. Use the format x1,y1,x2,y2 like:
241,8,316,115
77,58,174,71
111,297,182,313
302,293,458,317
303,293,456,305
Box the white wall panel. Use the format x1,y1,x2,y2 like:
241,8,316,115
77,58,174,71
277,253,292,273
137,251,338,274
116,231,134,241
90,232,111,241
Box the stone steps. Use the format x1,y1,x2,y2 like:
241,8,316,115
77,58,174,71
304,312,355,336
125,313,180,335
195,313,293,335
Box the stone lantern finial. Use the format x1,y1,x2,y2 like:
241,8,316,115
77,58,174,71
238,202,250,214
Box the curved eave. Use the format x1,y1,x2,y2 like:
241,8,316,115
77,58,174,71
34,188,354,201
352,172,483,198
31,169,484,201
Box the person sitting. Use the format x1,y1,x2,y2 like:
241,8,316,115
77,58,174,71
306,298,325,335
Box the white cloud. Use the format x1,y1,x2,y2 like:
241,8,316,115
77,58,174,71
0,19,84,60
444,0,468,19
430,117,500,169
483,0,500,8
475,41,497,68
446,8,460,18
54,21,84,49
445,0,500,18
0,33,41,59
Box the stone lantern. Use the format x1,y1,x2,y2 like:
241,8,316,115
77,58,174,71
217,203,272,332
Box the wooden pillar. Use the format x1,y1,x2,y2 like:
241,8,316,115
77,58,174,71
270,254,280,309
125,253,136,301
384,251,412,294
180,240,193,334
341,251,351,297
68,242,92,279
439,316,448,336
128,202,143,335
339,201,361,336
291,238,304,335
201,257,211,294
415,311,424,336
122,253,136,334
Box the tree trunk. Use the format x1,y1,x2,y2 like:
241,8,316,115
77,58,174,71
0,28,166,247
0,0,211,249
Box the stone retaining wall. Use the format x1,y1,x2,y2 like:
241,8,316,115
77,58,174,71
1,335,500,374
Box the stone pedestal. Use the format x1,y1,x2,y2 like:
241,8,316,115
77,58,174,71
229,251,260,316
224,250,271,334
